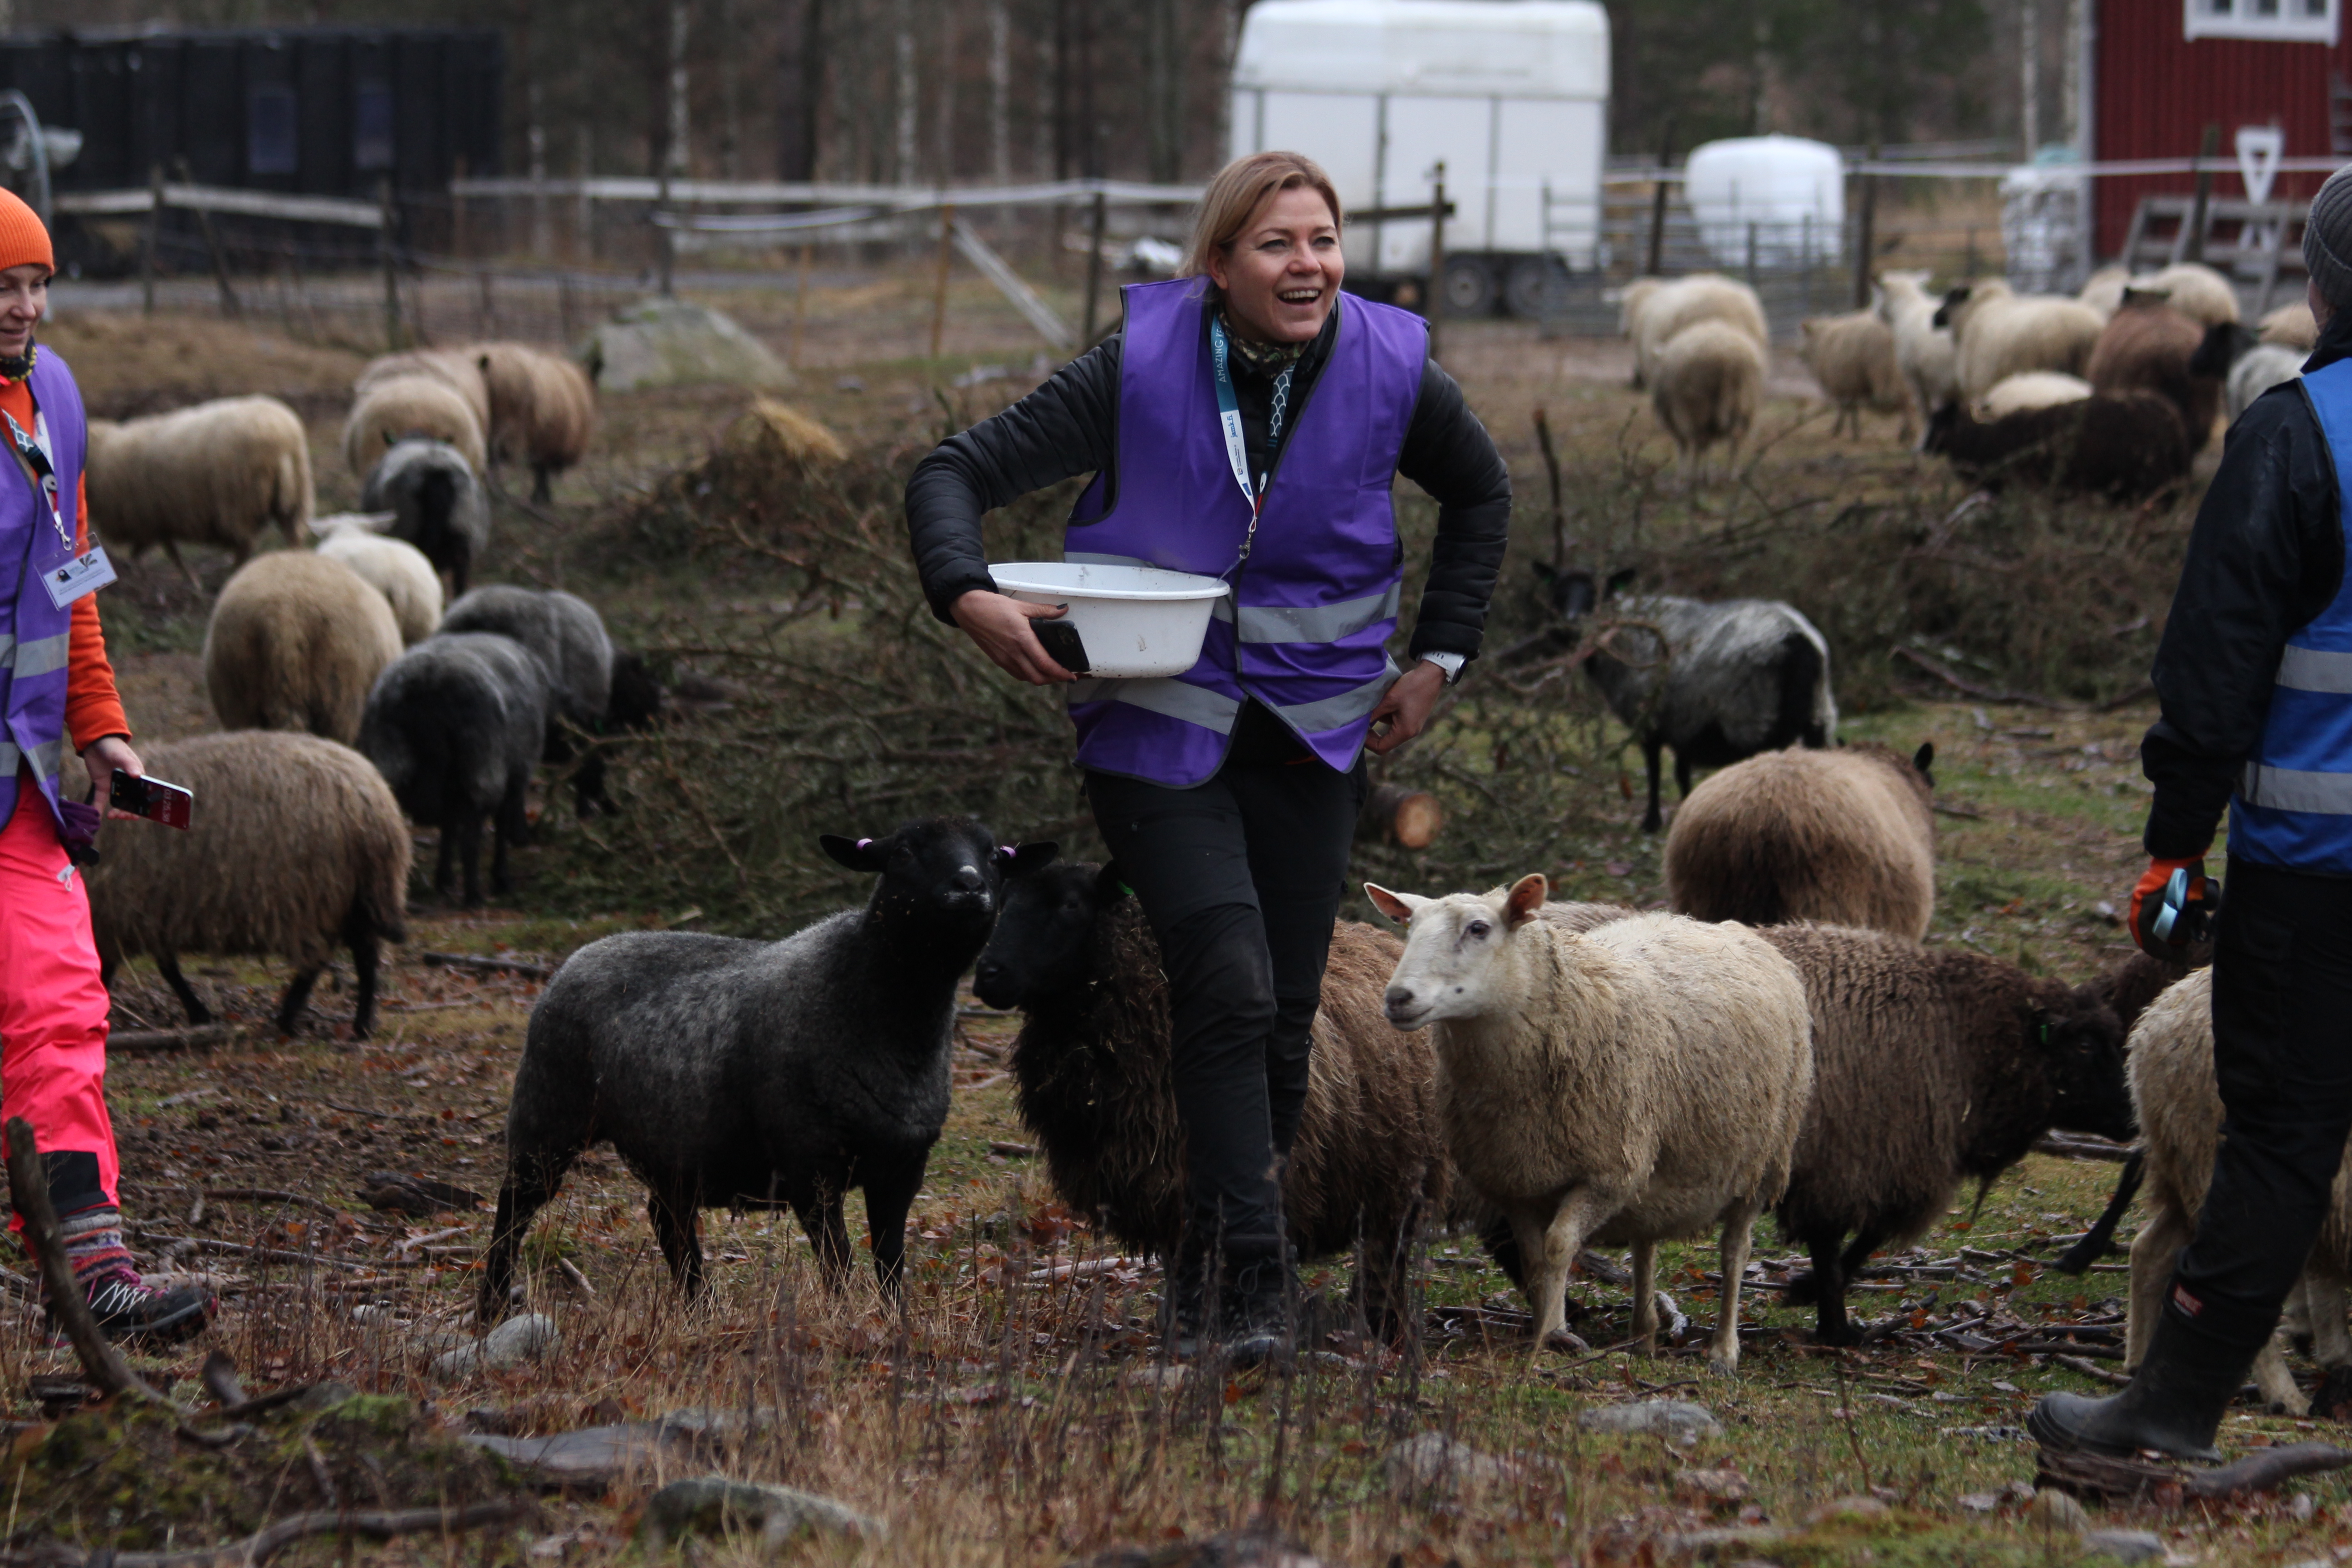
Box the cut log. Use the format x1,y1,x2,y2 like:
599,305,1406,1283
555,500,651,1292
1358,782,1444,850
107,1024,234,1054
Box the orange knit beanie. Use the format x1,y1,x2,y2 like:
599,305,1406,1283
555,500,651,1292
0,188,53,276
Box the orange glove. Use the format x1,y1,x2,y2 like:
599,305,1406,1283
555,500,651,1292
2129,856,2213,964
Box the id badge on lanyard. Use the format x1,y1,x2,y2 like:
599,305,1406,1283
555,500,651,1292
5,410,113,609
1209,314,1294,573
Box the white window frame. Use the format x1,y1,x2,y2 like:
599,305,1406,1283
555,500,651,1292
2185,0,2339,45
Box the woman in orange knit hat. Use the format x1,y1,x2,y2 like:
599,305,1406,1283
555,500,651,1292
0,187,208,1342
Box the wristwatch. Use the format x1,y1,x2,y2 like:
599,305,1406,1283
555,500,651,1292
1419,652,1466,685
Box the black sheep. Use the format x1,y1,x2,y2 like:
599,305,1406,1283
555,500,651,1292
479,821,1054,1315
357,632,549,907
1923,390,2191,503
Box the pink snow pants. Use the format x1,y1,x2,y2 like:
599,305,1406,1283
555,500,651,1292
0,774,119,1225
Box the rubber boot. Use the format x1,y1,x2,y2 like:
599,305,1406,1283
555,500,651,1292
1158,1237,1207,1362
2027,1310,2256,1462
1215,1240,1294,1372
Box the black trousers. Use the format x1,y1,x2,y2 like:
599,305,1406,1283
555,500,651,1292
1085,740,1365,1259
2169,856,2352,1350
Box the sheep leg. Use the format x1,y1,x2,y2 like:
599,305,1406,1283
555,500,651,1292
1803,1231,1857,1347
1524,1189,1613,1352
477,1142,582,1318
861,1157,926,1300
2305,1269,2352,1418
646,1179,707,1295
490,772,529,901
794,1186,857,1292
162,539,204,596
531,464,554,505
452,809,486,908
348,917,382,1040
1673,750,1695,803
274,966,323,1036
1630,1239,1659,1354
152,953,214,1026
1708,1199,1762,1377
2125,1201,2192,1372
2255,1328,2312,1415
1640,740,1666,833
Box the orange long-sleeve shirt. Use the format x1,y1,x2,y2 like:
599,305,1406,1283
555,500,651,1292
0,372,130,750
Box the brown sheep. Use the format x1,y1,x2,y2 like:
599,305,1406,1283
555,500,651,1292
1798,310,1909,440
2085,289,2225,454
472,342,597,502
84,731,411,1038
970,856,1624,1335
1664,741,1938,939
1923,390,2193,504
342,374,487,478
355,349,492,433
203,552,404,746
1760,922,2135,1344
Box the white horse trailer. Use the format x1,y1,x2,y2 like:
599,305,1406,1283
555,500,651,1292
1228,0,1610,318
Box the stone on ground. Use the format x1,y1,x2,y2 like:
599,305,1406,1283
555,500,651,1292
580,299,793,392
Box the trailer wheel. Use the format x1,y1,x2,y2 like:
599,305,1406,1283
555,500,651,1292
1440,256,1497,317
1504,256,1569,319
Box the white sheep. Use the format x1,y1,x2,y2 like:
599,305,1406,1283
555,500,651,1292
1622,274,1769,390
2228,343,2306,425
1874,270,1961,441
355,349,493,433
2123,966,2352,1415
343,374,487,478
1977,370,2092,420
315,526,444,645
1367,878,1813,1374
2078,266,2132,322
1797,310,1907,440
2135,262,2240,328
203,551,405,746
1937,280,2108,402
2262,301,2318,352
84,395,312,590
1651,320,1765,479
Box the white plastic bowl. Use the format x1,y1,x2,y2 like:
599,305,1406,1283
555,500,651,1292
989,561,1230,678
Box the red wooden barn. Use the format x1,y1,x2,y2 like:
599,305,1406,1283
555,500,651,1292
2091,0,2343,257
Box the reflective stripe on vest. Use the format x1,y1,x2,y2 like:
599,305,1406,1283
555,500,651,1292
2231,358,2352,872
1053,284,1426,787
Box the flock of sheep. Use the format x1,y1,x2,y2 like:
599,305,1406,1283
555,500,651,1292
1623,257,2314,501
78,337,646,1045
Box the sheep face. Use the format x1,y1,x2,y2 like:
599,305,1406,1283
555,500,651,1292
972,860,1123,1010
1367,875,1548,1028
819,819,1054,943
2046,991,2136,1143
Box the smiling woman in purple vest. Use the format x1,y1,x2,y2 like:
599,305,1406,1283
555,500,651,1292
0,190,209,1344
908,152,1510,1364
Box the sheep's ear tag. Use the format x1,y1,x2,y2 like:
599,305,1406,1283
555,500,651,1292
997,841,1059,876
818,833,884,871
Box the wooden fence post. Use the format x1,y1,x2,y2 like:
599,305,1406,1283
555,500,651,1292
1644,122,1673,277
141,164,161,316
1427,162,1447,364
2184,122,2220,265
792,242,813,367
657,168,676,298
379,179,402,352
175,160,240,318
1852,152,1878,309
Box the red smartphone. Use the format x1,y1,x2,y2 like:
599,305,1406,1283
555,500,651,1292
109,768,193,830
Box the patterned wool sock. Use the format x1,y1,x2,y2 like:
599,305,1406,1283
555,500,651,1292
54,1207,137,1295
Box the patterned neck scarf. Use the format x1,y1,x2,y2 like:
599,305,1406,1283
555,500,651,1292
1217,309,1309,377
0,342,38,385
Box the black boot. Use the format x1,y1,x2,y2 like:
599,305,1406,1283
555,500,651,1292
2027,1311,2256,1462
1158,1237,1207,1362
1215,1241,1294,1372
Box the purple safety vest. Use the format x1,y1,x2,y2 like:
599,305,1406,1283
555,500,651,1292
1054,279,1426,787
0,351,88,838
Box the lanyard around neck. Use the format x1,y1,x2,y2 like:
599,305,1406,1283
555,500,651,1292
1207,313,1297,524
2,410,69,551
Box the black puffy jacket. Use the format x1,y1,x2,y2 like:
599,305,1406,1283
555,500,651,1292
2141,315,2346,859
903,299,1511,664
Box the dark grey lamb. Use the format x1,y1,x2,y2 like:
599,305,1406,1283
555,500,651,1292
1533,564,1838,832
360,438,490,596
478,820,1056,1316
357,631,549,907
440,585,622,815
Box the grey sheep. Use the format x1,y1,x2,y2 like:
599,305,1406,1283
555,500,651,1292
1372,878,1813,1374
1535,565,1838,833
360,439,490,596
1757,923,2135,1345
84,731,410,1038
1665,742,1937,938
439,586,622,815
478,821,1054,1315
357,632,549,907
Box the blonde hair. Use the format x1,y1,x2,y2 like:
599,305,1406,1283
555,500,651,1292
1179,152,1343,294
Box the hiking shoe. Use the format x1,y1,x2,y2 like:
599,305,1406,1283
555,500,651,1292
64,1273,211,1345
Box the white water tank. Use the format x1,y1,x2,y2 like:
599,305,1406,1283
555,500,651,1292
1683,135,1845,269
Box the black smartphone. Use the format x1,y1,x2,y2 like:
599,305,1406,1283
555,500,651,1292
109,769,194,830
1033,619,1091,676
